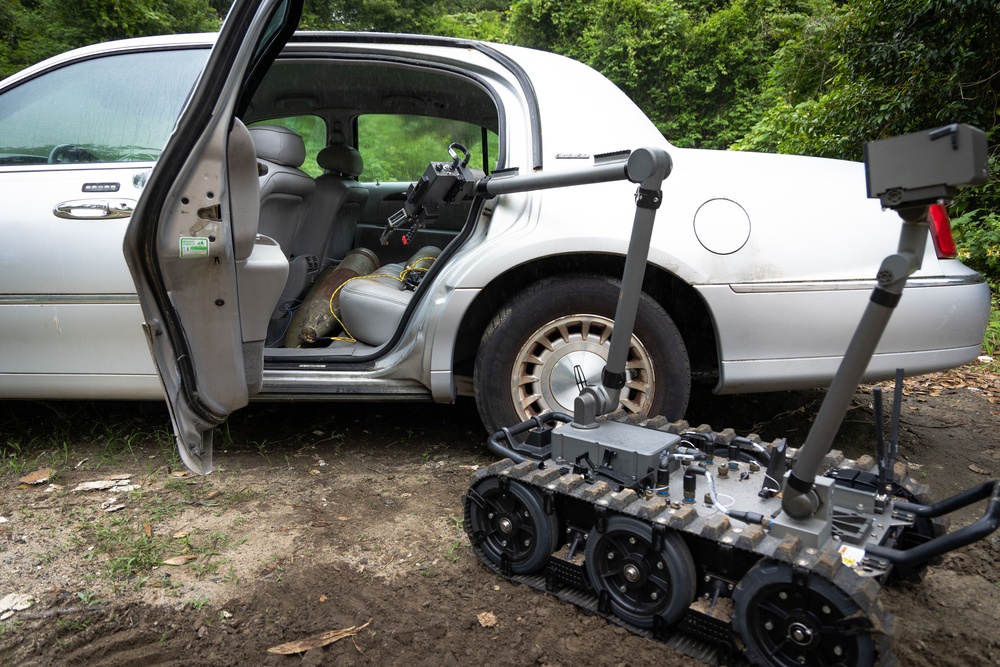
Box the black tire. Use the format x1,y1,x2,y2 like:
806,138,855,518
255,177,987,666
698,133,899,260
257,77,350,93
464,477,558,574
584,515,696,628
474,274,690,434
732,559,877,667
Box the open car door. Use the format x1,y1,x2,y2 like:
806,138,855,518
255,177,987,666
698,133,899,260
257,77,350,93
124,0,303,474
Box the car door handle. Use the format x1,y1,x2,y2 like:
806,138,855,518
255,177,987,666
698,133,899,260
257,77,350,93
53,198,136,220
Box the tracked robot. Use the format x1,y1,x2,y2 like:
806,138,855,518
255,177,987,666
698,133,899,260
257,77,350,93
386,126,999,666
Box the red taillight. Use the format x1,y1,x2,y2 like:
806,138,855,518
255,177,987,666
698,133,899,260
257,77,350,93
928,203,958,259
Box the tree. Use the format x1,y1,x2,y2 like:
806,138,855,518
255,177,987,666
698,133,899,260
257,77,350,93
0,0,222,79
737,0,999,160
507,0,825,148
299,0,445,32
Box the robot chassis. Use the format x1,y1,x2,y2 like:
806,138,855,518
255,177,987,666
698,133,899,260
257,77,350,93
386,127,999,666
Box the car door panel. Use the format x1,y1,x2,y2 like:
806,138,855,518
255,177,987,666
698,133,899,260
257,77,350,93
0,166,157,388
0,166,148,294
125,0,301,474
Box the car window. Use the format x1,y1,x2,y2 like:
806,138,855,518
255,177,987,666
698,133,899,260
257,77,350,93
356,114,499,183
0,48,209,167
247,115,325,177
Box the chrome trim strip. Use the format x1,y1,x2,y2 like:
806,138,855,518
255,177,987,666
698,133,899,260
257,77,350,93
0,294,140,305
729,274,985,294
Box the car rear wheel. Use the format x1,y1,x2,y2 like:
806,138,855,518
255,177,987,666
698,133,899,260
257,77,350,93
474,274,690,435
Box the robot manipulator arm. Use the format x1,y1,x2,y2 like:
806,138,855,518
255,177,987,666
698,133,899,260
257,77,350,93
381,143,482,246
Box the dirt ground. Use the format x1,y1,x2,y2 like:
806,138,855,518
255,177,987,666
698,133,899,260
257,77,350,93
1,366,999,667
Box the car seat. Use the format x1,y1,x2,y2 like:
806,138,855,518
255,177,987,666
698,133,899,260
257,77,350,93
337,246,441,346
249,125,315,255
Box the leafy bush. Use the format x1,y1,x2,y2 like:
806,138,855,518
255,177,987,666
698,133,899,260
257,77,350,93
951,149,1000,288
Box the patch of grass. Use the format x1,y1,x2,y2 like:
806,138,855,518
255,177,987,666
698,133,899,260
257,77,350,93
80,513,169,584
162,477,214,503
157,431,182,469
1,436,70,477
979,295,1000,372
259,555,286,580
188,596,210,610
153,574,181,592
191,560,222,578
222,565,240,585
222,487,262,504
76,591,103,606
128,576,151,591
106,537,167,581
444,540,464,562
34,550,58,565
144,494,184,523
187,532,233,579
0,439,28,476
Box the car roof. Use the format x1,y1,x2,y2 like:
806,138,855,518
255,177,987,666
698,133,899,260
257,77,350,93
2,30,664,165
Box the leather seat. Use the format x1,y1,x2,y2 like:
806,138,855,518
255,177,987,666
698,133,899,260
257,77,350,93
270,132,369,335
309,131,369,263
249,125,315,255
282,131,369,293
338,247,440,346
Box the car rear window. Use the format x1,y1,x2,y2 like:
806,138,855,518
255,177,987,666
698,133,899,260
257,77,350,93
0,48,209,167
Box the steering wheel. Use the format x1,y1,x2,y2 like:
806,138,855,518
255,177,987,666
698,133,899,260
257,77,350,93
48,144,100,164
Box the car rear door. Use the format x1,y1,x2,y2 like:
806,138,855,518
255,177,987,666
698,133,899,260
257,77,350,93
124,0,302,474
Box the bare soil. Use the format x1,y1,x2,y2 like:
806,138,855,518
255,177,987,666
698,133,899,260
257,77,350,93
1,367,999,666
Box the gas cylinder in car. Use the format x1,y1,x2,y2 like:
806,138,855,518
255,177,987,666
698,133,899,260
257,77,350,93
284,247,379,347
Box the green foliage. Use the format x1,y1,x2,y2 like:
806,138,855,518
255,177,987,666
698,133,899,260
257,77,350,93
578,0,688,138
660,0,824,148
506,0,826,148
299,0,446,32
983,294,1000,359
0,0,222,79
951,151,1000,284
506,0,594,57
738,0,999,161
434,10,507,41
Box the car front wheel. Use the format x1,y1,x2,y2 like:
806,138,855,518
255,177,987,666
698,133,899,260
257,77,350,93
474,275,690,434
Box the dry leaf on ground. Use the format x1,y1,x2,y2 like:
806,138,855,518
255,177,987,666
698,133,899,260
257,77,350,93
266,619,371,654
18,468,54,485
161,555,198,566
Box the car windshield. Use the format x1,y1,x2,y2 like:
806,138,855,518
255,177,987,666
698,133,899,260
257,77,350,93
0,47,209,166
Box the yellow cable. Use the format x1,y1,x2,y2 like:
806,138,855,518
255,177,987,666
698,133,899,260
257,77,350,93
321,256,437,343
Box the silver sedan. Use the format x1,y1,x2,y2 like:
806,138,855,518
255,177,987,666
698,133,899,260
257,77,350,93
0,19,989,458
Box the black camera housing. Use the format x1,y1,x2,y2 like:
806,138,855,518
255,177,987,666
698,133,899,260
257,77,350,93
863,123,988,210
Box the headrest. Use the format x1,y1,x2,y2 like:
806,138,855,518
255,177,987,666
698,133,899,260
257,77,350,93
317,131,364,177
249,125,306,168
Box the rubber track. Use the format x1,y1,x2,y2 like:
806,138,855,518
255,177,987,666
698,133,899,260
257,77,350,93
463,412,911,667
